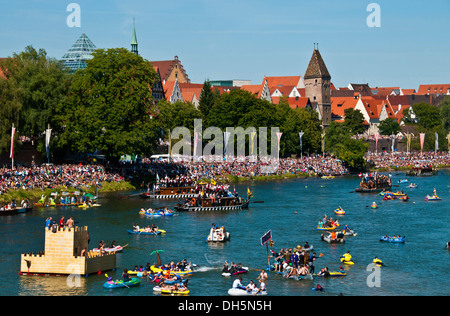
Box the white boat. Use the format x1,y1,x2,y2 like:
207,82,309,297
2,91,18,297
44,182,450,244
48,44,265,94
227,288,267,296
206,227,230,242
92,245,124,253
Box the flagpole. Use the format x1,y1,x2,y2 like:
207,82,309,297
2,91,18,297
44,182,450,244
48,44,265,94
10,124,15,170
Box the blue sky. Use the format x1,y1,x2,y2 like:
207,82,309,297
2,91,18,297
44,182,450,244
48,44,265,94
1,0,449,90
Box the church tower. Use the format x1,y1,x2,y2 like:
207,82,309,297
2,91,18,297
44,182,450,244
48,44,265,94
304,45,331,127
131,19,138,55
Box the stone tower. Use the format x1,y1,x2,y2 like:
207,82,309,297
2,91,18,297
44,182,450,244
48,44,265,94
304,46,332,127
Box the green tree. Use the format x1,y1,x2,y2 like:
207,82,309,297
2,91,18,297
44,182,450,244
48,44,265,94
56,48,158,162
343,108,365,135
198,80,216,121
412,102,441,130
0,46,72,155
378,118,401,135
439,97,450,132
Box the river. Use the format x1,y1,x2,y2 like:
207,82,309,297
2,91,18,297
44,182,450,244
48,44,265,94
1,170,449,296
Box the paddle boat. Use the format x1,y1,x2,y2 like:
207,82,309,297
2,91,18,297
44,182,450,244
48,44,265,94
425,195,441,201
228,288,267,296
206,226,230,242
380,236,405,243
334,207,345,216
103,277,141,289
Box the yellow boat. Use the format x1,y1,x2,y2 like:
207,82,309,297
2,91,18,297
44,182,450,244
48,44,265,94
160,288,190,295
150,265,193,276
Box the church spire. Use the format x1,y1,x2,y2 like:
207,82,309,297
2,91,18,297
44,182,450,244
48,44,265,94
131,18,138,55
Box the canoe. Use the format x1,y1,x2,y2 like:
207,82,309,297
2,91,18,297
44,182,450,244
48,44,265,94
380,236,405,243
103,278,141,289
127,229,165,235
228,288,267,296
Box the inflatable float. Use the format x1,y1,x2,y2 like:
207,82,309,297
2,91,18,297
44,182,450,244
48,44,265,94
425,195,441,201
317,225,338,231
227,288,267,296
334,208,345,215
150,266,194,277
321,234,345,244
222,267,248,277
127,229,165,235
93,245,123,253
103,278,141,289
380,236,405,243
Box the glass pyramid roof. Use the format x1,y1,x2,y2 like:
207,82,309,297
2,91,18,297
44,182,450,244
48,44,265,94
61,33,97,71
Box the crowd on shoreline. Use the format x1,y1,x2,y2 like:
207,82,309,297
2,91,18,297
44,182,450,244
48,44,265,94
366,151,450,170
1,151,449,199
0,164,125,196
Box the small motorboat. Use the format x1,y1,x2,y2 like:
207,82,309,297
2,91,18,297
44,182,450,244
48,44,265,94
206,227,230,242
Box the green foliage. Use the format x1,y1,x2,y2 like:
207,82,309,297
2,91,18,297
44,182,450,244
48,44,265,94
378,118,401,135
343,108,365,135
0,46,72,155
412,102,441,130
198,80,216,121
55,48,159,161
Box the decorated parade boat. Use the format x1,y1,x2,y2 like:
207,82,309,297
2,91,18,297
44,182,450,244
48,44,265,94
405,166,438,177
174,196,250,212
354,174,392,193
140,185,197,199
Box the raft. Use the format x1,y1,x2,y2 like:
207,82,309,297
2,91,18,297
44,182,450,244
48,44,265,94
103,278,141,289
425,195,441,201
317,225,338,231
160,288,190,295
93,245,123,253
380,236,405,243
334,208,345,215
227,288,267,296
321,234,345,244
127,229,165,235
329,271,347,276
150,266,194,277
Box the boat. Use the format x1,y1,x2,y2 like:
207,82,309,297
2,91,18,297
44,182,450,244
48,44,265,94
340,258,354,265
206,227,230,242
354,174,392,193
127,229,165,235
321,234,345,244
334,207,345,215
398,179,408,183
425,195,441,201
103,278,141,289
406,166,438,177
150,266,194,277
408,183,418,188
93,245,124,253
328,271,347,276
227,288,267,296
380,236,405,243
175,196,250,212
161,288,190,295
140,208,176,217
222,266,248,277
317,225,338,231
140,186,197,199
1,207,32,216
343,229,357,237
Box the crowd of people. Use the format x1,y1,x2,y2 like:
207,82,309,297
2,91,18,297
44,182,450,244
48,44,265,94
365,151,450,170
0,164,125,196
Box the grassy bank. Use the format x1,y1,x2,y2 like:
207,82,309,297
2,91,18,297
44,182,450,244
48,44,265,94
220,171,314,184
0,180,136,205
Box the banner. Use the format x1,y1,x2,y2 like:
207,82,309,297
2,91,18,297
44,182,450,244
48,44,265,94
406,133,412,153
435,132,439,153
45,128,52,161
276,132,283,156
10,126,15,159
193,132,199,157
251,131,257,156
224,131,230,156
260,230,272,246
420,133,425,152
374,133,380,153
299,132,304,156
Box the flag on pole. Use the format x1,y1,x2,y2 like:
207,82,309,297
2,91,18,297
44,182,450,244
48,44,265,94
374,133,380,153
435,132,439,153
193,132,199,157
45,128,52,162
276,132,283,156
10,126,15,159
260,230,272,246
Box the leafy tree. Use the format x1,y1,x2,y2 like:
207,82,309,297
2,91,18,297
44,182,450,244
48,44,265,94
439,97,450,132
412,102,441,130
378,118,401,135
0,46,72,155
55,48,158,162
343,108,365,135
198,80,216,121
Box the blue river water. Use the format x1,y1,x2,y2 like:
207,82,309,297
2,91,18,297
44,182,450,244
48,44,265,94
1,170,449,296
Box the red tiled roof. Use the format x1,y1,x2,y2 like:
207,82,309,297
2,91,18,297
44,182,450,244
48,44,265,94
417,84,450,95
330,96,359,119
